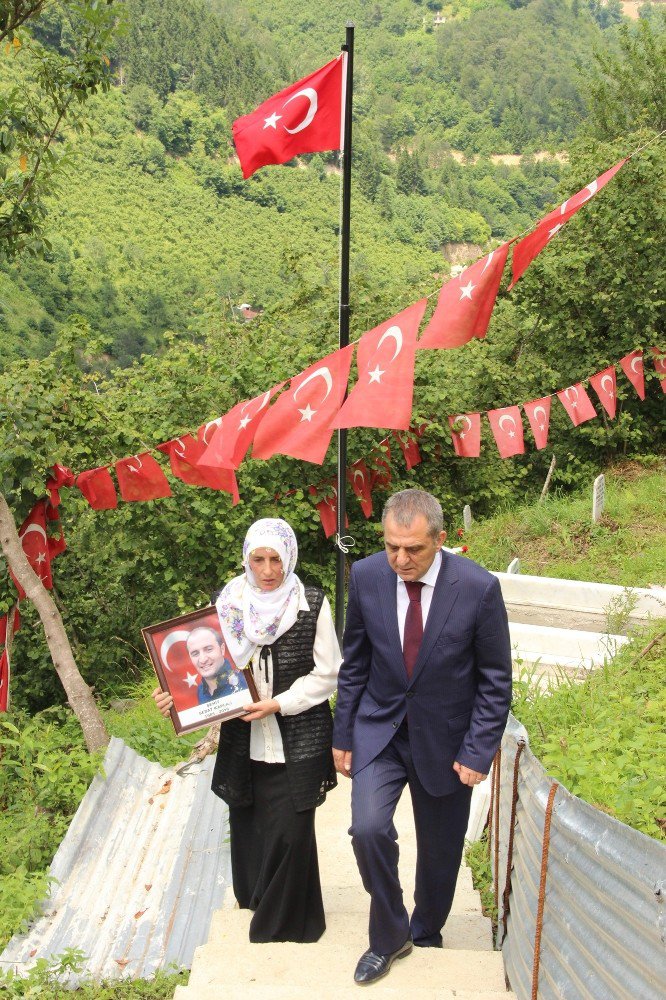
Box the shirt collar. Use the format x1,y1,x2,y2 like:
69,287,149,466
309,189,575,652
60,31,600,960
396,549,442,590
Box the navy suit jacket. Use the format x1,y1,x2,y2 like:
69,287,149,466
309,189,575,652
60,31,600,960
332,550,512,797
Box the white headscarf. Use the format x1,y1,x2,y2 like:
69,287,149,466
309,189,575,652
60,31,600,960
216,518,301,668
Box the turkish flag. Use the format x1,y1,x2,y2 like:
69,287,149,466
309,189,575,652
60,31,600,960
418,243,510,350
652,347,666,393
509,159,626,288
589,367,617,418
309,483,348,538
252,345,354,464
523,396,552,450
116,453,173,501
348,460,373,518
619,350,645,400
393,430,422,469
332,300,427,430
75,467,118,510
449,413,481,457
15,501,53,591
487,406,525,458
198,384,285,470
233,56,345,179
557,384,598,426
157,436,239,503
369,439,392,489
46,464,74,507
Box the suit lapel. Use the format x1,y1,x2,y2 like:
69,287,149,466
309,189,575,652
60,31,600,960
409,553,459,685
377,558,402,659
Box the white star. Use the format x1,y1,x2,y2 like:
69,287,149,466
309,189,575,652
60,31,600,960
508,430,515,438
238,415,251,430
538,423,545,432
299,404,316,422
368,365,384,384
459,281,475,301
459,431,466,439
608,391,614,398
571,400,578,408
184,672,198,688
35,552,47,564
548,223,562,240
263,112,281,129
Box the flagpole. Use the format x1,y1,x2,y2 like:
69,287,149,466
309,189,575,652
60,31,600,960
335,22,354,643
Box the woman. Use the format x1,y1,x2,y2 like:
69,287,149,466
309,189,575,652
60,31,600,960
153,517,340,943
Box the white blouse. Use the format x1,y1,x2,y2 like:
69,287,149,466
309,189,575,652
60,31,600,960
248,589,341,763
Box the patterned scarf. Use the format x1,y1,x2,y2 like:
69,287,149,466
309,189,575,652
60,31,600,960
216,518,301,668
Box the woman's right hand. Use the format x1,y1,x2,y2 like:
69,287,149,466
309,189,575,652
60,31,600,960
152,687,173,717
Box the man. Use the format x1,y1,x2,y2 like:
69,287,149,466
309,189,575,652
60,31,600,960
332,489,512,985
186,627,243,704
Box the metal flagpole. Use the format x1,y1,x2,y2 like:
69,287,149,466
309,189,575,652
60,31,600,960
335,22,354,643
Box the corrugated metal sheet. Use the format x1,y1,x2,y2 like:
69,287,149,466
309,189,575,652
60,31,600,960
0,737,231,984
495,716,666,1000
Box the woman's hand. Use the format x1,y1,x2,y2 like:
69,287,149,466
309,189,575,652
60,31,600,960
152,687,173,717
241,698,280,722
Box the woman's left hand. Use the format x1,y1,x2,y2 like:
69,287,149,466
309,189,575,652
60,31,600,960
242,698,280,721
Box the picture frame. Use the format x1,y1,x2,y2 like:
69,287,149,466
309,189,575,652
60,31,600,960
142,605,259,735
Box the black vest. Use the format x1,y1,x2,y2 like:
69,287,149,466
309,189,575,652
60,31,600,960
211,586,337,811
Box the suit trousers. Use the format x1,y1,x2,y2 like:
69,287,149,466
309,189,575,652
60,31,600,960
350,722,473,953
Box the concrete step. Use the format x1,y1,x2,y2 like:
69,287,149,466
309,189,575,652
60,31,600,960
175,986,513,1000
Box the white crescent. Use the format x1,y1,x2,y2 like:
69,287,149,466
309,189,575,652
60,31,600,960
630,355,643,375
353,468,365,487
481,249,495,274
20,522,48,542
240,389,272,421
583,180,598,201
283,87,317,134
376,325,403,365
293,367,333,404
455,415,473,434
160,630,192,673
127,455,143,473
600,374,614,394
173,438,187,458
533,405,547,424
498,414,516,432
202,418,222,445
565,386,579,403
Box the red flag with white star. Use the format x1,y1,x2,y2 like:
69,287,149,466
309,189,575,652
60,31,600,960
332,300,427,430
652,347,666,393
523,397,551,450
487,406,525,458
393,429,422,469
347,460,373,518
619,350,645,400
157,436,239,503
509,159,627,288
198,384,285,470
589,367,617,418
418,243,510,350
75,467,118,510
309,484,348,538
14,501,53,592
557,384,598,427
116,453,173,502
252,345,354,464
449,413,481,457
233,56,345,179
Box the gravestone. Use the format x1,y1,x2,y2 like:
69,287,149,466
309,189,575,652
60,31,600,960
463,504,473,530
507,558,521,574
592,474,605,523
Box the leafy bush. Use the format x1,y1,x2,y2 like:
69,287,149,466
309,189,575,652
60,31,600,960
0,949,188,998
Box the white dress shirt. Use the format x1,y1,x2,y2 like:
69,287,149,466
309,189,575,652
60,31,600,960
249,586,341,763
396,550,442,648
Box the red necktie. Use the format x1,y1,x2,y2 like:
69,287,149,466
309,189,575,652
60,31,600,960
403,581,424,678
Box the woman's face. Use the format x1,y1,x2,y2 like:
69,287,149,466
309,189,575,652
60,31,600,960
248,547,284,591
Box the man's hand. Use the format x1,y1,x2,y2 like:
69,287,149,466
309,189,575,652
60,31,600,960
453,761,486,786
333,747,352,777
241,698,279,722
152,687,173,717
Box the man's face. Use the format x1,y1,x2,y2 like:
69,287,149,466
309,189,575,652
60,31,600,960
186,629,227,680
383,512,446,582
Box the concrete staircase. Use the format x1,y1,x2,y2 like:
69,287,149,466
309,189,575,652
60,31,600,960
174,777,515,1000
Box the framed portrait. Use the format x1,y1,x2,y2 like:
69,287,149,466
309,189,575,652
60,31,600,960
142,606,259,735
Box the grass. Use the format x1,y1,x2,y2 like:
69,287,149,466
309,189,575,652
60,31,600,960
463,458,665,586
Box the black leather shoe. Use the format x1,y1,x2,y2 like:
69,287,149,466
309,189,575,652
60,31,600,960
353,937,413,985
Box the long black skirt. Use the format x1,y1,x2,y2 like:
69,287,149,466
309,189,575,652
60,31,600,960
228,760,326,943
